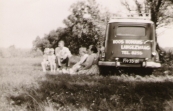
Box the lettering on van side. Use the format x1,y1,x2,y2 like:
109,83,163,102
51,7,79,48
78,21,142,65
121,45,150,50
113,40,151,56
122,51,143,55
113,40,148,45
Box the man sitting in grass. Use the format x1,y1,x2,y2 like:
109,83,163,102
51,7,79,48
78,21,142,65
41,48,50,72
55,40,72,69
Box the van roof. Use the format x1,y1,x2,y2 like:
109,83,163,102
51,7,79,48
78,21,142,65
109,18,153,24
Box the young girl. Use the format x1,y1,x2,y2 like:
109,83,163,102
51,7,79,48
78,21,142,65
41,48,50,72
48,48,56,72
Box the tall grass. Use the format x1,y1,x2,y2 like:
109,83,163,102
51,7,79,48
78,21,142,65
1,57,173,111
0,58,43,111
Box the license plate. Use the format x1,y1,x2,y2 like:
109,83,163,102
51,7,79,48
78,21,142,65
122,58,140,63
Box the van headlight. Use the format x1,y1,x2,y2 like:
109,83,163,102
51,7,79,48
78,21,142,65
145,58,149,61
115,58,119,61
100,51,105,61
152,52,157,56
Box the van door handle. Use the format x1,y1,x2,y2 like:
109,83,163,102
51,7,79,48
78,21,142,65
144,40,153,44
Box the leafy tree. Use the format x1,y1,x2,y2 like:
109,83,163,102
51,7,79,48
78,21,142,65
33,36,51,52
47,27,66,49
33,0,111,54
60,0,111,54
121,0,173,27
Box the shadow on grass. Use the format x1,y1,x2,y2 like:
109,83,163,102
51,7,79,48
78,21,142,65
10,74,173,111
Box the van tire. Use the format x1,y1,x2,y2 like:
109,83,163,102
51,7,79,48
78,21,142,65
123,67,154,76
99,66,119,76
142,68,154,75
99,67,154,76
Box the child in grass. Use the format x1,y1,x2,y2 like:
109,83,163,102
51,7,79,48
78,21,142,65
48,48,56,72
61,47,88,74
41,48,50,72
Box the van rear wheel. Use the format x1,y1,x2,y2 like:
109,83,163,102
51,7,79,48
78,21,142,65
99,66,113,76
99,66,121,76
141,68,154,75
121,67,154,76
99,67,154,76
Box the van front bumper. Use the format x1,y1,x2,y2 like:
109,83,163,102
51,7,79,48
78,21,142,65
98,61,161,68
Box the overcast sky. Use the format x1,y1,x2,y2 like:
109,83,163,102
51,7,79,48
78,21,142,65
0,0,172,48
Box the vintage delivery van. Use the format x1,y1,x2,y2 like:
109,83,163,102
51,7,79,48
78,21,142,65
98,17,161,74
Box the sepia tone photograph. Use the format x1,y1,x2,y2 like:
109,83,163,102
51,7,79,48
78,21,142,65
0,0,173,110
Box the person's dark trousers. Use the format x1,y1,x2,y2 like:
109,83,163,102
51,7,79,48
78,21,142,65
61,57,69,67
55,57,69,68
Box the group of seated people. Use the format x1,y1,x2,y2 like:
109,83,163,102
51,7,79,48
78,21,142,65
41,40,99,75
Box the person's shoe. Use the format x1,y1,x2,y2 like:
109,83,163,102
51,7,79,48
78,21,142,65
59,66,64,70
57,69,62,74
56,68,61,74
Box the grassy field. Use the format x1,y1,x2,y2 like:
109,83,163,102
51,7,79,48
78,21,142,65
0,57,173,111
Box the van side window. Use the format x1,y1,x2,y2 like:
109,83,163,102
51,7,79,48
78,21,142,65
117,26,146,36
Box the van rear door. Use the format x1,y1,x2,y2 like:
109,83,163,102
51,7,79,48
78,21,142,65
105,22,153,61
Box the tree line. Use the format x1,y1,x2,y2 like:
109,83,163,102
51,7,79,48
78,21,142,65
33,0,173,54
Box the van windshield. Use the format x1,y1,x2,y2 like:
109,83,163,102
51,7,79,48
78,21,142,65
117,26,146,36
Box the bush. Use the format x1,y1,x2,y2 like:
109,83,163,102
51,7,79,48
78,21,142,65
154,51,173,76
0,47,42,58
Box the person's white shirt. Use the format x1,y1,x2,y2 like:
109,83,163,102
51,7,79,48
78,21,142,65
55,47,72,59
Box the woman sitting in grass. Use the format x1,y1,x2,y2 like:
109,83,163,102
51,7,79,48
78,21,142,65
77,45,99,75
